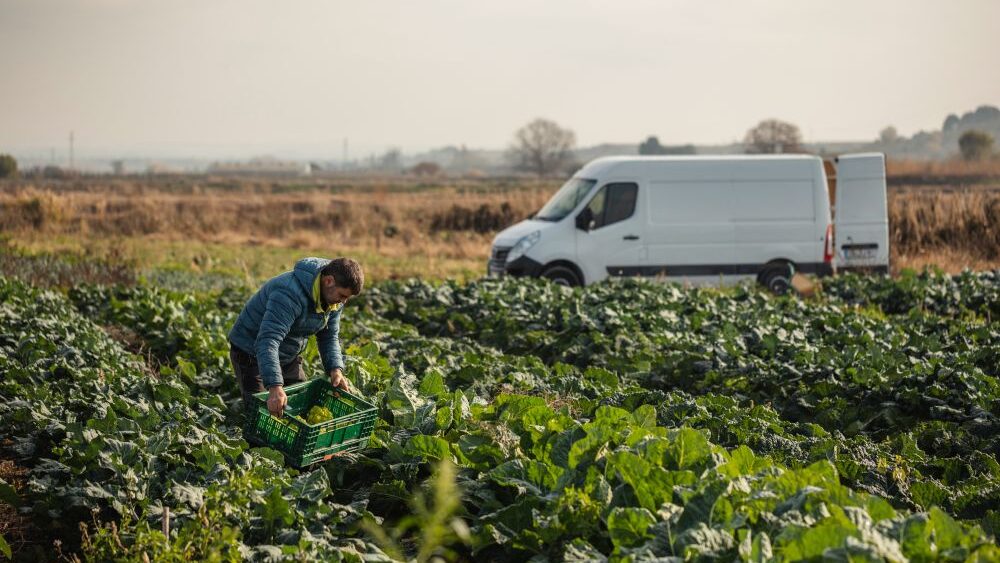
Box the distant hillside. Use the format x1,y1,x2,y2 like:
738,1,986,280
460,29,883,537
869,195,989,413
943,105,1000,150
412,105,1000,171
868,105,1000,160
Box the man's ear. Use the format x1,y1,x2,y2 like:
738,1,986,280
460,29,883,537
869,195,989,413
322,275,336,288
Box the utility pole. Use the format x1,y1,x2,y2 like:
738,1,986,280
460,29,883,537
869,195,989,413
69,131,75,170
342,137,348,169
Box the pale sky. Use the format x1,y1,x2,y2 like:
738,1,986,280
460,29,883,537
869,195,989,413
1,0,998,159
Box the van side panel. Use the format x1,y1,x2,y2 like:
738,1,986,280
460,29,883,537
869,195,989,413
731,176,821,267
575,156,833,283
631,158,831,280
731,180,815,222
644,181,735,269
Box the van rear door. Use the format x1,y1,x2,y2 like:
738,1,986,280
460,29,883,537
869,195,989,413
834,153,890,273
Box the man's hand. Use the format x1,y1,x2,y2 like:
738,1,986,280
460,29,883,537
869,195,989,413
267,385,287,417
329,368,351,394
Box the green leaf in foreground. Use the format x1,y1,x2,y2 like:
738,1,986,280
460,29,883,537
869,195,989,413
405,435,453,462
0,479,17,507
607,506,656,549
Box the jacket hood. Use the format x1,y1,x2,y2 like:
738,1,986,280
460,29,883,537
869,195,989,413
292,257,330,298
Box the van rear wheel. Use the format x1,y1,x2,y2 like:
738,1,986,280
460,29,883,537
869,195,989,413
541,265,581,287
759,263,794,295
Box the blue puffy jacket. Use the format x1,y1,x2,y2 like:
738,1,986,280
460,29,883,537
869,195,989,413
227,257,345,388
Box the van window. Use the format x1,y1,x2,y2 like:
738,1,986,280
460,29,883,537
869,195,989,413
587,183,638,229
586,187,607,220
605,183,638,225
535,178,597,221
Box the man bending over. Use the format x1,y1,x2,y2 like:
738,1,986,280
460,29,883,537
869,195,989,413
228,257,363,417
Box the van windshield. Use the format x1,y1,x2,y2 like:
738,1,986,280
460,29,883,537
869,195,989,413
534,178,597,221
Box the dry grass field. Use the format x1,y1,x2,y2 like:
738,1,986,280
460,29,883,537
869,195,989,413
0,176,553,282
1,159,998,282
886,158,1000,178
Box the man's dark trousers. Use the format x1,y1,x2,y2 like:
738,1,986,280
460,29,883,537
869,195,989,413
229,344,306,407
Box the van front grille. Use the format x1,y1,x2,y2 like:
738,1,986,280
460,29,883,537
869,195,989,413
492,246,511,262
488,246,512,275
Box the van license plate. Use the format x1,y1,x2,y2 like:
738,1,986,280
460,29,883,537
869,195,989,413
844,247,876,260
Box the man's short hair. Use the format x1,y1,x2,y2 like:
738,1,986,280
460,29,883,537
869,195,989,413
322,258,364,294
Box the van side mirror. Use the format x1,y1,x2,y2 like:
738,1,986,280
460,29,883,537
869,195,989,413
575,208,593,231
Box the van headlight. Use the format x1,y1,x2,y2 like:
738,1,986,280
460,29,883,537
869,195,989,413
506,230,541,263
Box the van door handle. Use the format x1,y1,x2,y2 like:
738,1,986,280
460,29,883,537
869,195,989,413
623,235,640,240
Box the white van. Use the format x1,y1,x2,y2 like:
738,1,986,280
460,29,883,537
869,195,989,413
488,153,889,291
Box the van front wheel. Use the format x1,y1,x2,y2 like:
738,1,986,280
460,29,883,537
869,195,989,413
541,265,581,287
759,263,794,295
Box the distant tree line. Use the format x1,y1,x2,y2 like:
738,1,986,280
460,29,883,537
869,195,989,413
12,107,994,183
874,105,1000,160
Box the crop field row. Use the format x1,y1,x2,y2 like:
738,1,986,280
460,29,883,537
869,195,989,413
1,271,999,561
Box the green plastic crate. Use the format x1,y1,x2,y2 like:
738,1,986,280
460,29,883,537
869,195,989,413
244,379,377,468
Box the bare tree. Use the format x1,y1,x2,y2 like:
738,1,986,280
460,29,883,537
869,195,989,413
508,118,576,176
743,119,804,154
